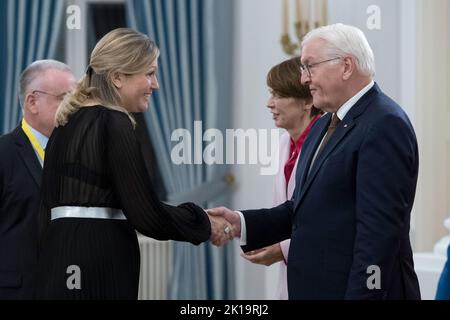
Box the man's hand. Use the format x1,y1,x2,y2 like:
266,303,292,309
207,214,233,246
207,206,241,237
240,243,284,266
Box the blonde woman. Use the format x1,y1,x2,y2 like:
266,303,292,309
36,28,227,299
241,58,321,299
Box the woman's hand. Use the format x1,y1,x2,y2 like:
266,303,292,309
240,243,284,266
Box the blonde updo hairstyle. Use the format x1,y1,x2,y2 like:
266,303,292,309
55,28,160,127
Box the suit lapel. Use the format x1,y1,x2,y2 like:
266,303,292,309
292,115,329,209
296,115,329,192
12,126,42,187
299,119,355,200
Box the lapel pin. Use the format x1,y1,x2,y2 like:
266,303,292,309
344,124,348,128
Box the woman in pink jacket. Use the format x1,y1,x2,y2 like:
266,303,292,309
241,57,322,299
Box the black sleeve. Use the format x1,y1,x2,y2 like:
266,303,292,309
105,111,210,245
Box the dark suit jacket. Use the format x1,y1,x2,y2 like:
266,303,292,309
242,84,421,299
0,126,42,299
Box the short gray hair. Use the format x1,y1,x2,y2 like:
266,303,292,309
19,59,72,107
302,23,375,78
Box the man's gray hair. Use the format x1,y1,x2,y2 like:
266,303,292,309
302,23,375,78
19,59,73,107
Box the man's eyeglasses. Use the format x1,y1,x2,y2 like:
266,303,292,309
32,90,68,101
300,57,341,78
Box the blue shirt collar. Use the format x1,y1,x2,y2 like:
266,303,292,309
28,125,49,149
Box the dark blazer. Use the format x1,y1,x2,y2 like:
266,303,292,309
0,126,42,299
242,84,421,299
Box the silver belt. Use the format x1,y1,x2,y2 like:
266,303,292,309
51,206,127,221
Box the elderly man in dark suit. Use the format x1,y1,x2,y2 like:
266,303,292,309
0,60,75,299
209,23,420,300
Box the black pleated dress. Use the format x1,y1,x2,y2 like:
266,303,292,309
36,106,210,299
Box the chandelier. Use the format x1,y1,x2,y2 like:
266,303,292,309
281,0,328,56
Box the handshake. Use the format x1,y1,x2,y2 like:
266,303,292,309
206,207,241,246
